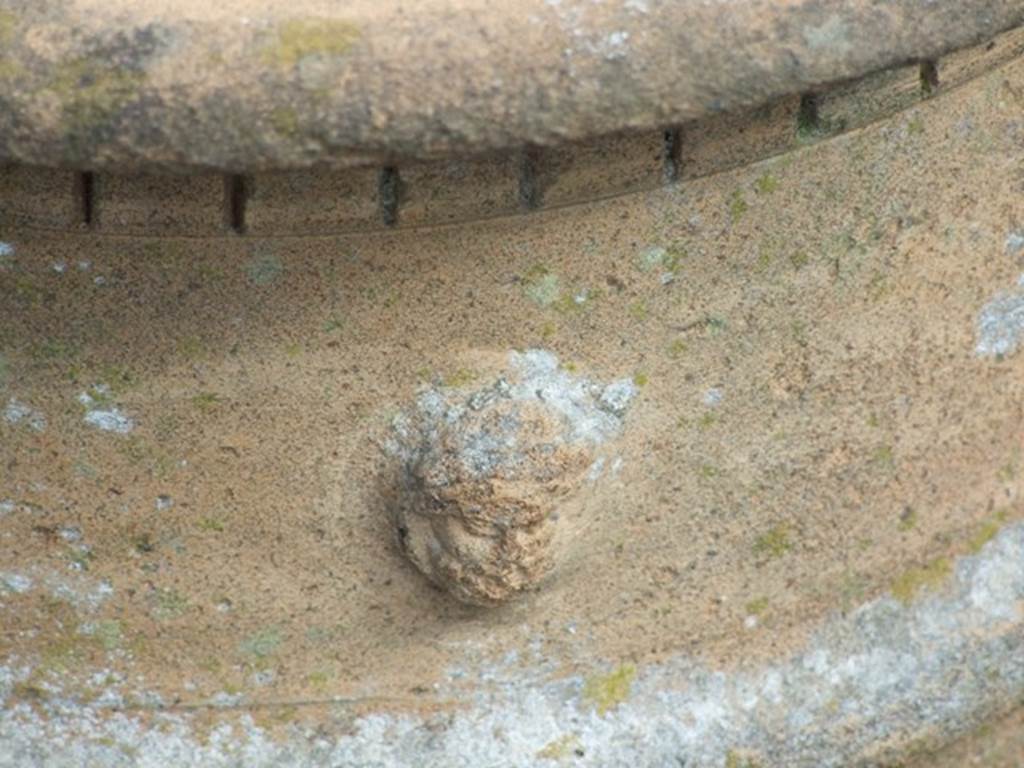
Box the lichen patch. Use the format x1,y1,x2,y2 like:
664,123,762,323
975,278,1024,357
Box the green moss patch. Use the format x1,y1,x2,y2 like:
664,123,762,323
967,510,1009,554
891,557,952,604
191,392,221,411
582,664,636,715
753,523,792,559
524,267,561,307
270,106,299,135
49,58,144,135
149,588,188,621
264,19,361,68
728,190,748,223
744,597,769,616
754,173,779,195
537,734,581,760
239,626,283,658
0,10,18,43
725,749,763,768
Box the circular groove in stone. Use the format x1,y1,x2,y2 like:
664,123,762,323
1,24,1022,238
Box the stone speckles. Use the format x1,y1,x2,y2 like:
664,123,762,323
387,350,634,606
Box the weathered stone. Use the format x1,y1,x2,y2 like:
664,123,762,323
388,351,634,605
0,1,1021,170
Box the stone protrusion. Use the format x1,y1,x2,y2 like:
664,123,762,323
387,351,634,606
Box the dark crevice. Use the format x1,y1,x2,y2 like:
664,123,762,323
379,167,400,227
225,174,248,234
796,93,820,137
518,146,543,210
919,59,939,96
662,127,682,183
76,171,95,227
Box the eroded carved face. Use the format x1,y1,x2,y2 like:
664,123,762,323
387,351,634,605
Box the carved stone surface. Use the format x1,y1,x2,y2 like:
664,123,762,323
0,8,1023,768
0,0,1021,170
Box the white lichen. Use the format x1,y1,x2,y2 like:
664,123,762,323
78,388,135,434
598,378,637,417
42,570,113,612
702,388,723,407
83,409,135,434
0,524,1021,766
0,572,33,594
4,398,46,432
803,15,852,54
638,245,667,272
975,278,1024,358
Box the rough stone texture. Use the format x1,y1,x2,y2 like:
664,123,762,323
913,706,1024,768
91,173,226,236
1,29,1023,768
387,351,634,606
0,521,1021,766
0,164,82,229
0,0,1022,171
243,167,381,235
